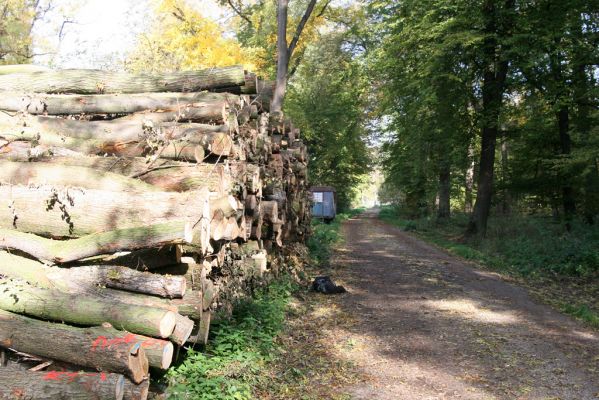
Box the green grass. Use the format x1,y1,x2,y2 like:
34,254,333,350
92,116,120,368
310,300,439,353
379,205,599,328
165,278,298,399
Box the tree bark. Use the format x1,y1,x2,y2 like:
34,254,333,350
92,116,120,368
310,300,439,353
464,143,475,213
0,278,177,338
271,0,289,114
0,91,235,115
0,113,233,153
0,222,200,263
47,265,187,298
0,156,231,194
0,160,160,193
0,310,149,383
0,369,125,400
557,106,576,228
0,66,245,94
0,184,211,239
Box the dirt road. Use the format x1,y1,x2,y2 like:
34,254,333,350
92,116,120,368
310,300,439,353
329,210,599,400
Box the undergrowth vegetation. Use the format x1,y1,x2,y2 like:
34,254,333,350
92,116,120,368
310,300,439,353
165,278,297,400
379,205,599,327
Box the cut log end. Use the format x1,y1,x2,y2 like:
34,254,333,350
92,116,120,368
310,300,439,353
160,342,175,370
169,314,195,346
159,311,178,338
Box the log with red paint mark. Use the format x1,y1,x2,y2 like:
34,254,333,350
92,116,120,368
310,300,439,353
0,369,125,400
0,310,150,382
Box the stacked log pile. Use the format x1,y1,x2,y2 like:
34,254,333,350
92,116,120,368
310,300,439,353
0,65,310,399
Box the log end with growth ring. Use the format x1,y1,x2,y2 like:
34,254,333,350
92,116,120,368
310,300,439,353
159,342,175,370
159,311,178,338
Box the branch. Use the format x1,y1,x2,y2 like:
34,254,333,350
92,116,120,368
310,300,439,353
226,0,253,26
287,0,318,59
288,49,306,79
316,0,331,18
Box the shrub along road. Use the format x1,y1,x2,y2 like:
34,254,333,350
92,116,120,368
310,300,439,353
327,210,598,399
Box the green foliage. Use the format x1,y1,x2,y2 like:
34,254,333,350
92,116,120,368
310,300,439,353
286,32,370,210
370,0,599,226
0,0,40,64
165,278,297,400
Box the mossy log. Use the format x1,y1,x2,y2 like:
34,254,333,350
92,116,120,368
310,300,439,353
89,288,212,321
0,222,200,263
0,128,205,162
0,155,232,193
0,252,188,297
0,112,232,150
0,310,149,382
0,278,177,338
0,91,234,115
0,184,211,240
0,65,245,94
0,160,160,192
0,369,125,400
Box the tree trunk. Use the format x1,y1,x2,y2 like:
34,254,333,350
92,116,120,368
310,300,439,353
466,0,513,236
0,91,235,115
464,143,475,213
0,310,149,383
500,136,511,214
0,369,125,400
557,106,576,229
0,66,245,94
437,161,451,220
0,184,211,240
48,265,187,298
271,0,289,114
0,278,177,338
88,288,211,321
0,221,200,263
